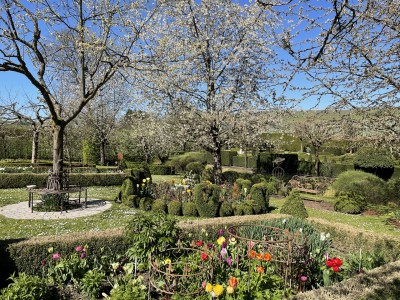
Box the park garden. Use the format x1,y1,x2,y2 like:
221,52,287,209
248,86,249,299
1,0,400,299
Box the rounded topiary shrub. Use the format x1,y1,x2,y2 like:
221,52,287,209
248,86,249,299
193,183,221,218
232,203,244,216
186,161,205,176
219,202,234,217
121,176,139,205
334,195,365,214
235,178,252,192
125,194,140,208
280,190,308,219
332,170,387,205
168,200,182,216
250,182,270,214
152,199,167,213
242,202,254,215
131,163,152,183
182,201,198,217
139,197,153,211
354,148,394,180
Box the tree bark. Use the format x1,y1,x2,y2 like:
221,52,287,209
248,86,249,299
314,146,320,177
47,124,66,190
100,139,106,166
212,147,223,185
31,130,39,164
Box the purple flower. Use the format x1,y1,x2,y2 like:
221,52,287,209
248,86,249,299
226,256,232,267
207,243,213,249
222,241,227,248
80,253,87,259
219,229,224,236
41,259,47,266
221,248,227,258
300,276,307,282
75,245,83,252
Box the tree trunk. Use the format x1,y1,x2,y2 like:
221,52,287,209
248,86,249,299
47,124,66,190
100,139,106,166
31,130,39,164
314,147,320,177
212,147,223,185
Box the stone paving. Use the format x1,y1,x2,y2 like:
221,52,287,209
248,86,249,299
0,199,112,220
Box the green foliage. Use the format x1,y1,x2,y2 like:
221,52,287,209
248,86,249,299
297,160,313,175
219,201,234,217
108,275,147,300
221,150,237,166
249,182,270,214
169,152,208,173
232,155,257,168
193,183,221,218
124,212,179,265
82,140,98,165
127,195,140,208
182,201,198,217
0,273,50,300
149,164,174,175
8,230,129,277
332,170,387,205
232,202,244,216
385,176,400,204
242,202,254,215
354,148,394,180
221,171,252,184
152,199,167,213
81,269,106,299
334,195,365,214
120,177,138,206
130,163,152,183
167,200,182,216
280,190,309,218
235,178,252,191
185,161,205,176
138,197,153,211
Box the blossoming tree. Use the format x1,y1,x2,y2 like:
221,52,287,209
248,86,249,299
137,0,288,184
0,0,156,189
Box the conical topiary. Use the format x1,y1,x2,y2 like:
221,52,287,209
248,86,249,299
280,190,308,218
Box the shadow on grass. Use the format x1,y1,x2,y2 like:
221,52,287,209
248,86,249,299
0,238,26,289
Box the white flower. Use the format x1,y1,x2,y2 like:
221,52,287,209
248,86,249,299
320,232,326,241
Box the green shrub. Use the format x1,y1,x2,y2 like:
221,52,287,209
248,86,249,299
120,177,138,205
167,200,182,216
8,229,128,277
139,197,153,211
81,269,106,299
182,202,198,217
193,183,221,218
201,167,214,183
334,195,365,214
257,153,299,175
0,273,51,300
109,275,147,300
331,170,387,205
235,178,252,192
296,160,313,175
152,199,167,213
354,148,395,180
130,163,152,183
169,152,208,173
185,161,205,176
280,190,308,218
242,202,254,215
249,182,269,214
149,164,174,175
221,171,240,184
219,202,234,217
232,155,257,168
232,203,244,216
385,176,400,204
125,212,179,265
127,195,140,208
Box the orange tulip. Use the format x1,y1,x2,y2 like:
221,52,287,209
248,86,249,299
264,253,271,261
256,253,263,260
249,250,256,259
228,277,238,289
256,266,265,273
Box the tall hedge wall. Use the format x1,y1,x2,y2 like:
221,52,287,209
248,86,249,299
0,173,126,188
257,153,299,175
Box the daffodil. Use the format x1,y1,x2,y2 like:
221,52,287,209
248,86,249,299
205,283,213,292
212,284,224,297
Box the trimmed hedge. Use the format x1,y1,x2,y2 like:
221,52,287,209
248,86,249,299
6,229,128,277
280,190,308,218
249,182,269,214
149,165,174,175
232,155,257,168
193,183,221,218
354,148,395,180
221,150,238,166
0,173,126,189
182,201,198,217
257,153,299,175
167,200,182,216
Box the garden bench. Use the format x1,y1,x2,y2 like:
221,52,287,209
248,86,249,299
27,186,88,212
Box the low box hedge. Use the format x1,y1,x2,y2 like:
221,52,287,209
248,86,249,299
0,173,126,188
150,164,175,175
